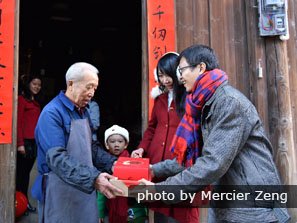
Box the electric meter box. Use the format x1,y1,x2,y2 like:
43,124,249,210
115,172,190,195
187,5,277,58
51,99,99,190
258,0,289,36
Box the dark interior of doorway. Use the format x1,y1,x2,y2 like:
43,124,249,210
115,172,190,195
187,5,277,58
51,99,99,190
19,1,142,150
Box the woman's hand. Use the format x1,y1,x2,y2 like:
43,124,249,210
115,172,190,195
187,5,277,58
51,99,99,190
131,148,144,158
17,145,26,155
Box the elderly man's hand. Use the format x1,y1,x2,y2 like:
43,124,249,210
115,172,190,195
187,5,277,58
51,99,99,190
94,173,123,198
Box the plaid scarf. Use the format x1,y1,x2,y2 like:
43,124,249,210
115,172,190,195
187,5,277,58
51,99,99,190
171,69,228,167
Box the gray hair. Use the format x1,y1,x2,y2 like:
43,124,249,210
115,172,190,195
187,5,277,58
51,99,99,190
65,62,99,83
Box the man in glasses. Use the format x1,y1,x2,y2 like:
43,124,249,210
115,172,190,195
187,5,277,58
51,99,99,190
140,44,290,223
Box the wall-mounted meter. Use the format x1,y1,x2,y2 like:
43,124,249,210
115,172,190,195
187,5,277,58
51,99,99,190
258,0,289,39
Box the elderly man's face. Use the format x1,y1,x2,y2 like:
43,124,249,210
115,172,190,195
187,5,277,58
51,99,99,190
69,71,98,108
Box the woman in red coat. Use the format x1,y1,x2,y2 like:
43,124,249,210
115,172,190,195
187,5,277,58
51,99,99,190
132,52,199,223
16,75,42,215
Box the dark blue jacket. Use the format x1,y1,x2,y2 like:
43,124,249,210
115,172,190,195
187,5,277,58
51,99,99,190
32,91,116,201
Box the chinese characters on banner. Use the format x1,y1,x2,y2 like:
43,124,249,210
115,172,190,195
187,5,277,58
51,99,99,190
147,0,176,117
0,0,15,143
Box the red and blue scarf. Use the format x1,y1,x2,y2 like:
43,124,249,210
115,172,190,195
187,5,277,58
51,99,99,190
171,69,228,167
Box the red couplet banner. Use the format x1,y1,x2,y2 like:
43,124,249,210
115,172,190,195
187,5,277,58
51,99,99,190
0,0,15,143
147,0,176,118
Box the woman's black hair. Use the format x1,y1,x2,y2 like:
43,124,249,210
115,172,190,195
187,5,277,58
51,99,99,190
20,74,43,103
174,83,186,118
156,53,179,83
156,52,186,117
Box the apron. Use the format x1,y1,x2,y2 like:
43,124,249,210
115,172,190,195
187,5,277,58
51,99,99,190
43,119,98,223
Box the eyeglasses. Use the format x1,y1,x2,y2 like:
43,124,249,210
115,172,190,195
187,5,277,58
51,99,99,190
177,65,196,75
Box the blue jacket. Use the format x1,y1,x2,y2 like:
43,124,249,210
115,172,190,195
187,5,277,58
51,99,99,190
87,100,100,142
32,91,116,201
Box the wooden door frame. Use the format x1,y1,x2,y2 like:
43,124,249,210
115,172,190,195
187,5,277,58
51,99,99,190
0,0,19,221
141,0,149,134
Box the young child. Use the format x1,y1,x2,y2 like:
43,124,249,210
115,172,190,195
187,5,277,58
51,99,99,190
97,125,147,223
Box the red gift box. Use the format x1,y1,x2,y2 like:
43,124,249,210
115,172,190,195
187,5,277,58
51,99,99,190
113,157,151,187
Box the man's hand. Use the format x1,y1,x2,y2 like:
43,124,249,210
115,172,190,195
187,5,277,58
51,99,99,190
129,178,156,202
131,148,144,158
149,164,155,179
138,178,155,186
94,173,123,198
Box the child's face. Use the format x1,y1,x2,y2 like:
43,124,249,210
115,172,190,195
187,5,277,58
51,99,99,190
106,134,127,156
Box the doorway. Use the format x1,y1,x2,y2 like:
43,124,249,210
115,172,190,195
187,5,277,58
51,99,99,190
19,0,142,149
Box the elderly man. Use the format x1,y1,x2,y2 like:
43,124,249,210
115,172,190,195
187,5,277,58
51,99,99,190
32,62,122,223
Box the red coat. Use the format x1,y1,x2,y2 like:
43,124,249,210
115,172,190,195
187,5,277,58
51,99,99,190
137,93,199,223
17,95,41,147
138,93,180,164
107,150,130,223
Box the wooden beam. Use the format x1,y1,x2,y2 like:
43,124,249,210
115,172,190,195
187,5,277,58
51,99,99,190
141,0,149,134
286,0,297,180
244,0,269,132
175,0,194,51
0,0,19,221
266,39,297,185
